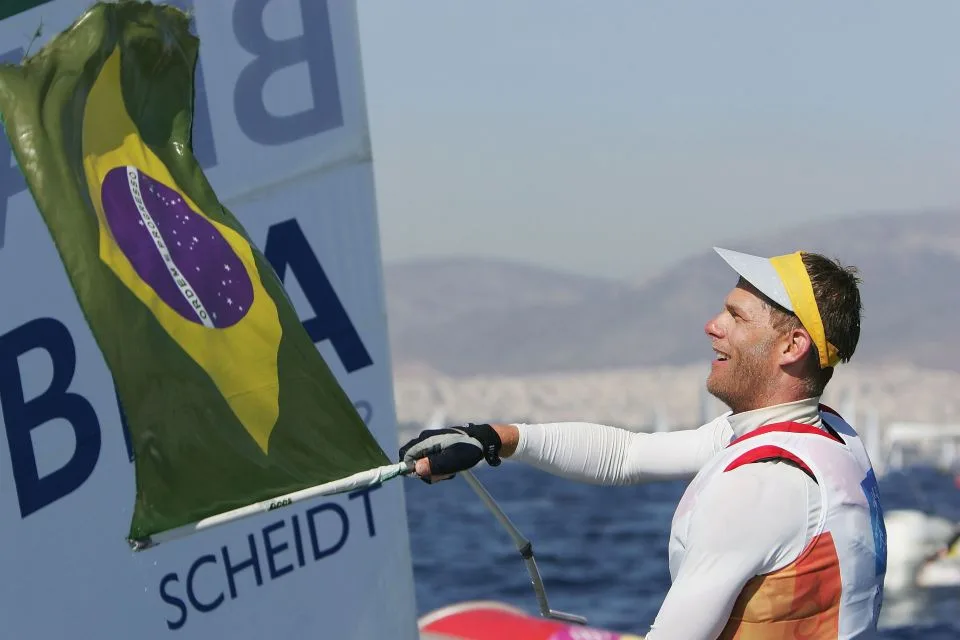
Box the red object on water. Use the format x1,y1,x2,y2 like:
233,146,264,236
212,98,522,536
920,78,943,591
418,601,646,639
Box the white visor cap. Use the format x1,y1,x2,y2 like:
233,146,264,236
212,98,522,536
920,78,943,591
713,247,794,313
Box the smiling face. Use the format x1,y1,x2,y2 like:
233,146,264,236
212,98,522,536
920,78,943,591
704,279,793,413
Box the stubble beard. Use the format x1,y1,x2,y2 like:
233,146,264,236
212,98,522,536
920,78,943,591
706,339,776,414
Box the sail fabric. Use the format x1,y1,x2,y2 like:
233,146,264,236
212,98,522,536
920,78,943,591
0,1,388,542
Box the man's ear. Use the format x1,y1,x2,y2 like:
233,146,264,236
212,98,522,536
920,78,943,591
781,327,813,366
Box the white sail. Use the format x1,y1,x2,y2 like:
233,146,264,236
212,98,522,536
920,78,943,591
0,1,419,638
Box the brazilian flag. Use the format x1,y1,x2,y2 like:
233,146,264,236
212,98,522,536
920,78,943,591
0,1,388,542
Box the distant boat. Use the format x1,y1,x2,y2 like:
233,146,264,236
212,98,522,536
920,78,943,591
884,509,960,591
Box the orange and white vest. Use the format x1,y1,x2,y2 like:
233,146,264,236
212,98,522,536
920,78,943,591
669,406,887,639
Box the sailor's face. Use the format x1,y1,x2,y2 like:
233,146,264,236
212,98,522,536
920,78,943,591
704,281,781,412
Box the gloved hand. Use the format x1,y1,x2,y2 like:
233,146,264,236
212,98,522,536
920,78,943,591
398,423,502,483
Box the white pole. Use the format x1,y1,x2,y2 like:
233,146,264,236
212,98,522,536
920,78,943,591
130,461,415,550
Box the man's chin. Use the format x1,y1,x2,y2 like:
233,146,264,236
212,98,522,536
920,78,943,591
705,378,731,407
705,372,721,395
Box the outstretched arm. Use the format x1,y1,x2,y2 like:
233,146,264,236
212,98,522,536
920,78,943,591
499,417,732,485
401,415,732,485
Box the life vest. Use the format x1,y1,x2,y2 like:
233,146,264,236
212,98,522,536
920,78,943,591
669,406,887,639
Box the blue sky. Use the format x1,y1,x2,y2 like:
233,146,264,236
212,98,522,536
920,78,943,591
357,1,960,279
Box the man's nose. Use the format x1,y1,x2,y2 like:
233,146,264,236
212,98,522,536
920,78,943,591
705,315,722,339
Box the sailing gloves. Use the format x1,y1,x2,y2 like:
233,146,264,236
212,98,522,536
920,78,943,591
398,423,502,483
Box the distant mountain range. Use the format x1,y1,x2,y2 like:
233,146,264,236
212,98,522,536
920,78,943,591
383,210,960,376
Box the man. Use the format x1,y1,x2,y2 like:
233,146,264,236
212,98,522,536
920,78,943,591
399,247,887,639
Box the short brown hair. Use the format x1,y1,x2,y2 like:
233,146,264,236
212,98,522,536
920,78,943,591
767,252,862,394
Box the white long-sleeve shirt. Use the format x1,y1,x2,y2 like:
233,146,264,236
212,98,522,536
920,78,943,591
510,397,825,639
